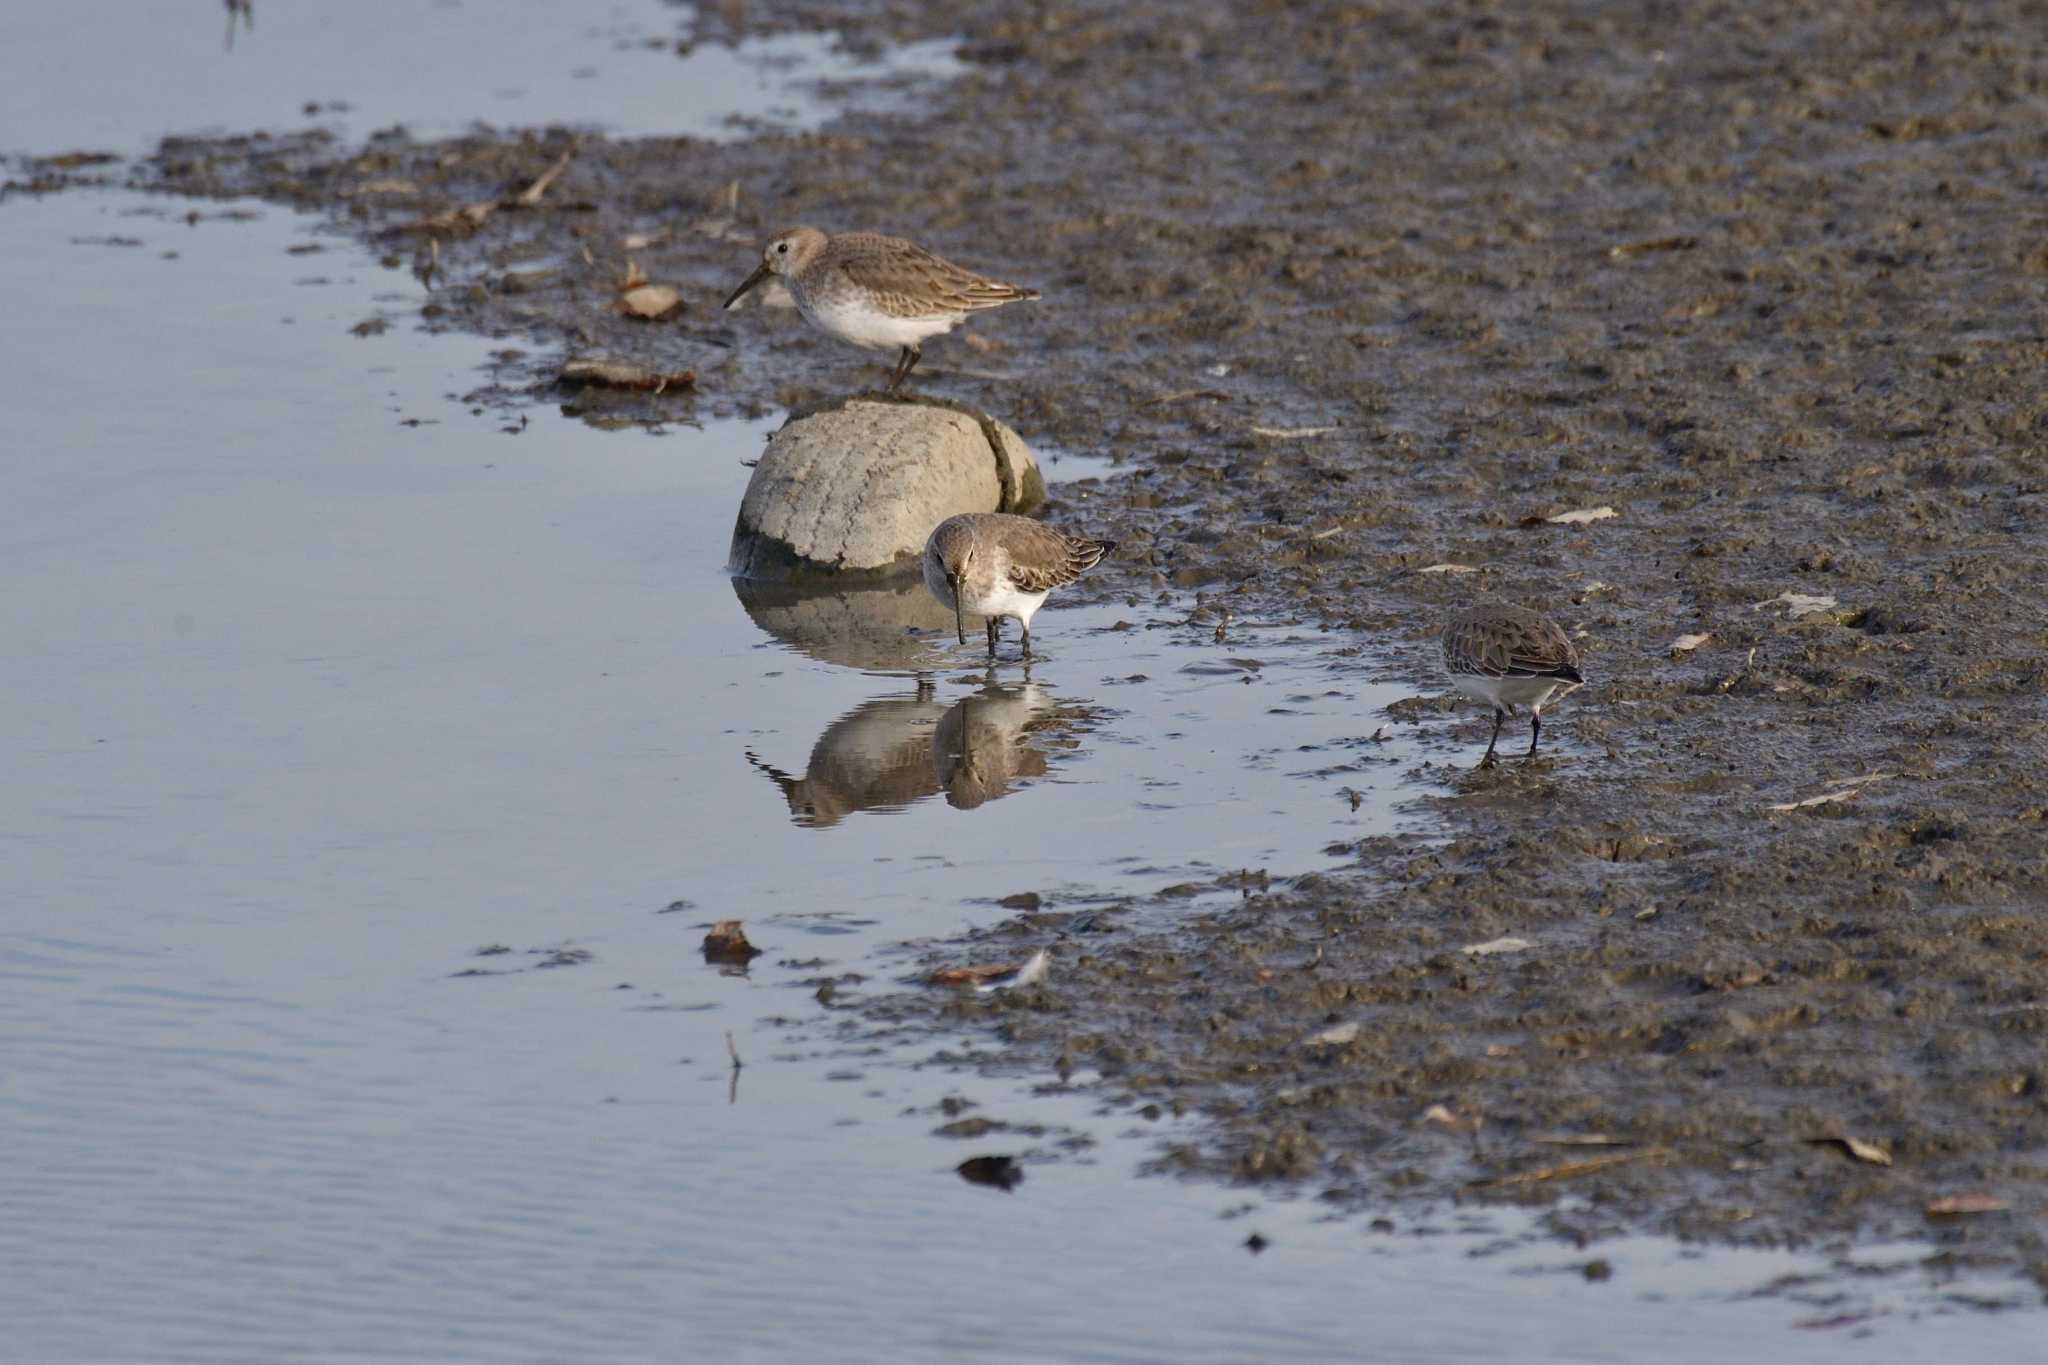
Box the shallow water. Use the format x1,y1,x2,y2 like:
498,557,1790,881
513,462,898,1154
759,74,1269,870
0,0,960,155
2,179,2028,1365
2,13,2036,1365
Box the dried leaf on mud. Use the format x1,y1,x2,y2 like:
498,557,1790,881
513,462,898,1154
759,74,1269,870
1753,591,1838,617
1768,773,1894,812
1541,506,1619,526
1608,235,1698,260
618,284,682,320
932,962,1017,987
1303,1021,1361,1047
1461,936,1534,957
558,358,696,393
932,948,1050,992
1419,563,1477,575
701,920,762,964
1925,1193,2009,1216
1670,632,1712,654
1807,1135,1892,1166
1421,1103,1482,1133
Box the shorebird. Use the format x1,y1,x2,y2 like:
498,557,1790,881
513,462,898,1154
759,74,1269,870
1440,604,1584,767
922,513,1114,658
721,227,1038,391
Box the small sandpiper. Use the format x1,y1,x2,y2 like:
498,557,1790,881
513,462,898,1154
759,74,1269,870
1440,604,1584,767
722,227,1039,391
922,513,1114,658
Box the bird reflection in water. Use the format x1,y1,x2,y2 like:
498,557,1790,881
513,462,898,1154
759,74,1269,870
931,682,1061,810
747,678,1083,827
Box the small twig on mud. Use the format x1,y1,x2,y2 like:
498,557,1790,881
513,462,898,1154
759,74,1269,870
513,144,577,207
1141,388,1234,407
1711,645,1757,694
1464,1146,1670,1190
725,1030,743,1071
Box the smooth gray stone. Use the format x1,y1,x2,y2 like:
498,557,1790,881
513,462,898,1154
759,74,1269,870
729,395,1044,578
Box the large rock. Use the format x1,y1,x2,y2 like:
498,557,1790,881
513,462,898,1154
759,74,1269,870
728,395,1044,578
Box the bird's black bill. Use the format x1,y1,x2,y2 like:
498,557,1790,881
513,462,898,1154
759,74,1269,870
723,261,773,310
949,573,966,644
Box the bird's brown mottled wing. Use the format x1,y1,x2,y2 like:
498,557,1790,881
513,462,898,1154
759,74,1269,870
1443,609,1582,681
830,232,1040,317
994,520,1115,595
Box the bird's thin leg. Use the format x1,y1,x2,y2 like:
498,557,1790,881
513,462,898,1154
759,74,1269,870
1019,621,1034,660
1525,711,1542,760
885,346,921,393
1479,709,1504,769
985,616,1001,656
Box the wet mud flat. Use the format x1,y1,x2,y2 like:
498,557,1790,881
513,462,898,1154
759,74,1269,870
57,0,2048,1295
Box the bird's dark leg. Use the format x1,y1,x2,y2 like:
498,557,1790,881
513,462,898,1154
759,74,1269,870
885,346,921,393
1479,709,1504,769
1019,621,1033,660
985,616,1001,656
1525,711,1542,760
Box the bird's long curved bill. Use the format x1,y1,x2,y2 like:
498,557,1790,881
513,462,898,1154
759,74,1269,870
723,262,772,310
950,576,967,644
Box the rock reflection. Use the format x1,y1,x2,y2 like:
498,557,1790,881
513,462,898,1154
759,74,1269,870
732,574,955,673
747,680,1087,828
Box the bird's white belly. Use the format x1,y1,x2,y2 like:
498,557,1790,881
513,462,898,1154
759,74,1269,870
1451,674,1566,714
802,292,959,351
967,580,1050,627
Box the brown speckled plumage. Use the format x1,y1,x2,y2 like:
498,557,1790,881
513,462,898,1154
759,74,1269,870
1441,605,1582,683
802,231,1039,319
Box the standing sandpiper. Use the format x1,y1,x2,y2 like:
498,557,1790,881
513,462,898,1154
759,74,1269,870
1440,604,1584,767
722,227,1039,391
922,513,1114,658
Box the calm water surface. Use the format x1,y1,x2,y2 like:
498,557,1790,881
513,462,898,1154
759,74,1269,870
0,9,2031,1364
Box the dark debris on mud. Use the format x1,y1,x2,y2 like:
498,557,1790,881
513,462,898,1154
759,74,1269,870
44,0,2048,1295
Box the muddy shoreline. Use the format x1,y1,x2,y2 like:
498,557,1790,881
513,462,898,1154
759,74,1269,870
36,0,2047,1292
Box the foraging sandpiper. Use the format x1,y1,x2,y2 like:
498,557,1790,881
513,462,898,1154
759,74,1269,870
722,227,1038,391
1440,604,1584,767
922,513,1114,658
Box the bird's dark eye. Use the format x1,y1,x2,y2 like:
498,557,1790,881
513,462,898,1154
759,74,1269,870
775,242,789,254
